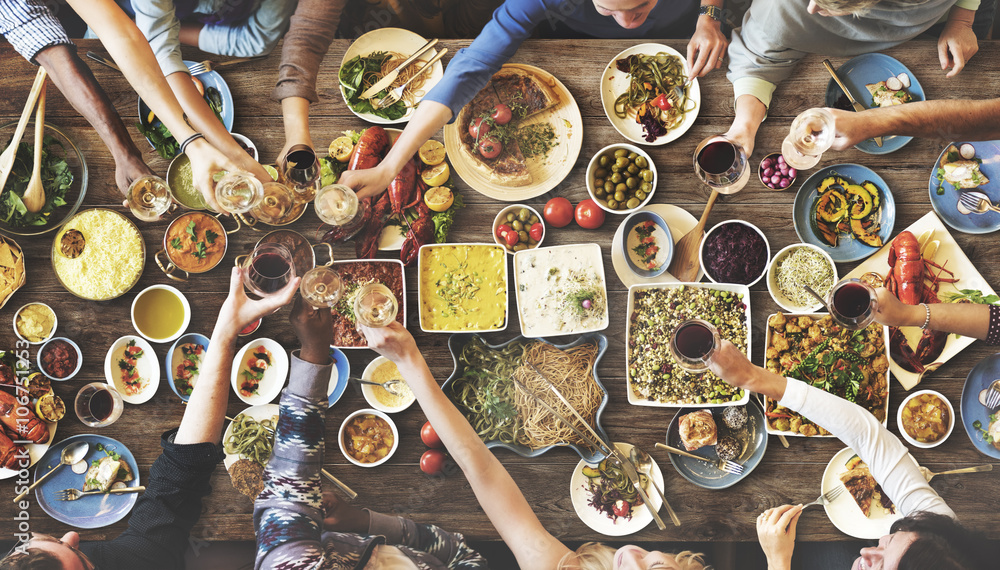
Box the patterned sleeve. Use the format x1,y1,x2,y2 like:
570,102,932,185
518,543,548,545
254,353,332,570
368,510,488,569
985,304,1000,345
0,0,73,63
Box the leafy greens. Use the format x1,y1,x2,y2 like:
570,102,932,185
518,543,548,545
0,134,73,227
339,53,409,121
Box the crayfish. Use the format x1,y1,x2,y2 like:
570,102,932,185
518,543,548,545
884,231,957,373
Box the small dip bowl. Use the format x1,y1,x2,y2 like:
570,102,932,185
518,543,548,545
338,408,399,468
898,390,954,449
586,143,657,215
131,284,191,343
230,133,259,162
360,356,415,413
13,302,57,345
699,220,770,287
766,243,838,313
38,337,82,381
620,210,672,278
758,153,797,191
493,204,545,254
166,333,210,402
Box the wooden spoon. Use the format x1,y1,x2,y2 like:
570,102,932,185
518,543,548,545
667,189,719,281
0,67,48,193
23,80,48,213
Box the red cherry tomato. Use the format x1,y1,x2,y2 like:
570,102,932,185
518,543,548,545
468,117,491,139
575,199,606,229
504,230,519,246
420,421,443,448
491,104,513,125
529,223,543,241
478,137,502,159
420,449,446,475
543,197,573,228
653,93,672,110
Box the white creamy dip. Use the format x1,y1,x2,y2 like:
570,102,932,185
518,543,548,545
515,244,609,337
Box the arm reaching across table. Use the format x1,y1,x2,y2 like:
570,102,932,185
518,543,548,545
827,99,1000,150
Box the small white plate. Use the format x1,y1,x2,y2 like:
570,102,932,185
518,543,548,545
222,403,279,470
360,356,415,413
822,447,902,539
231,339,289,406
104,335,159,405
569,442,664,536
611,204,703,287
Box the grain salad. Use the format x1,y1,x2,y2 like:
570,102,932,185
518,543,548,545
628,285,748,404
52,209,144,300
775,247,834,308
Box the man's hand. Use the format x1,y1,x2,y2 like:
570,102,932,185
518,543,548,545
358,321,420,365
115,153,155,198
321,491,370,533
338,165,394,201
289,295,333,363
828,107,866,151
938,16,978,78
216,266,299,337
756,504,803,570
687,15,729,78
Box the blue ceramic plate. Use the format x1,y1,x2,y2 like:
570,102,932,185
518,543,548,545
665,399,767,490
442,333,611,463
928,141,1000,234
35,434,140,529
960,353,1000,459
328,347,350,408
824,54,924,155
165,333,210,402
793,163,895,262
620,210,672,278
137,60,235,156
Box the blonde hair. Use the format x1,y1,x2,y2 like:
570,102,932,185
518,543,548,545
813,0,930,15
560,543,711,570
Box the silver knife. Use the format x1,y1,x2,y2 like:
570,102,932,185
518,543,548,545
357,38,438,100
613,444,667,530
86,51,120,72
822,59,882,147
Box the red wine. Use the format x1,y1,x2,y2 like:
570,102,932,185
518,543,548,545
833,282,871,318
90,389,114,421
697,141,736,175
287,149,317,169
250,253,291,293
675,322,715,360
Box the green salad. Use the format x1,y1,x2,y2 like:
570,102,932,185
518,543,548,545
0,134,73,227
339,53,410,121
137,86,225,159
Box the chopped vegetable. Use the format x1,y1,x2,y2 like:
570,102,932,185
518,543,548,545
703,223,767,285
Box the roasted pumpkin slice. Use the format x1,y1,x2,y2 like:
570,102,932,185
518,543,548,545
817,222,839,247
851,218,883,247
817,176,839,194
862,181,881,210
817,190,848,222
847,184,873,219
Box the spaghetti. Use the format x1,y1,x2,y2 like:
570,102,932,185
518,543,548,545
357,51,429,107
224,413,277,466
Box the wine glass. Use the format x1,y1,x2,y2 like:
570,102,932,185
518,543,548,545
281,144,321,202
299,265,344,308
75,383,124,427
314,183,367,241
780,108,835,170
250,181,298,225
827,278,878,330
127,175,172,221
215,171,264,214
693,135,751,195
242,242,296,297
669,319,721,373
354,283,398,328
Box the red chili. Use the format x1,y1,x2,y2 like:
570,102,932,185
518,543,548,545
765,412,792,419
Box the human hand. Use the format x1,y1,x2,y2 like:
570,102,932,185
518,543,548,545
828,107,866,151
114,153,155,199
723,127,755,158
289,294,333,362
756,504,803,570
707,340,758,390
185,138,240,213
231,151,272,185
687,16,728,78
358,321,421,365
216,266,299,337
872,287,922,328
938,18,978,78
321,491,370,533
338,165,394,201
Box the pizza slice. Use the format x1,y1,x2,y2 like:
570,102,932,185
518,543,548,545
491,65,560,120
840,466,876,517
457,80,532,186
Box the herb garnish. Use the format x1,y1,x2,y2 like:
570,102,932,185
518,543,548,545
338,53,409,121
170,237,182,249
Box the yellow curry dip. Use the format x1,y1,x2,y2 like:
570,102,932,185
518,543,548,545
165,212,226,273
419,245,506,331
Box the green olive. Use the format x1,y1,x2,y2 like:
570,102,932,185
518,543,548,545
628,152,639,161
512,243,527,252
610,164,621,173
614,149,628,158
614,157,629,169
615,182,628,194
614,190,626,202
599,155,610,167
627,164,639,175
604,180,614,193
593,178,604,190
594,187,606,198
529,215,539,225
512,220,523,231
626,197,641,209
641,169,653,182
626,177,639,189
640,182,652,193
506,212,515,223
518,230,529,242
610,172,623,184
606,198,618,209
518,208,530,222
635,156,648,169
528,237,538,245
636,190,647,201
595,167,608,179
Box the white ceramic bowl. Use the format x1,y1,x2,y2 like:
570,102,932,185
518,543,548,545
492,204,545,254
230,132,259,162
231,338,289,406
699,219,771,287
897,389,955,449
338,408,399,468
130,284,191,343
13,303,57,345
766,243,839,312
586,143,657,215
37,337,82,381
360,356,415,413
104,335,160,405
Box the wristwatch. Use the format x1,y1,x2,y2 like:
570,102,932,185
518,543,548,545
699,5,724,22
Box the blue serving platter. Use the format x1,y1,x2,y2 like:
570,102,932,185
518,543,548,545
328,347,350,407
35,434,140,529
928,141,1000,234
442,333,611,463
664,399,768,490
165,333,210,402
620,210,672,278
793,163,895,262
824,53,924,155
960,353,1000,459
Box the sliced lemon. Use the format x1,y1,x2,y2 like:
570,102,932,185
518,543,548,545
329,136,355,163
421,162,450,187
146,110,156,124
25,372,51,400
424,186,454,212
418,140,446,166
35,392,65,422
263,164,279,181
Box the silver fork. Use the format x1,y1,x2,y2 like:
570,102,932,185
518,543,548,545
55,486,146,501
186,57,262,75
802,485,845,509
374,49,448,110
985,380,1000,409
958,191,1000,215
655,443,744,475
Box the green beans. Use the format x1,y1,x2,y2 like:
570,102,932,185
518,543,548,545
224,413,277,466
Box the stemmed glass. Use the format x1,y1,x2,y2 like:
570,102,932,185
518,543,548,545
827,278,879,330
354,283,398,328
250,181,298,225
669,319,721,373
215,171,264,214
127,175,172,221
75,383,124,427
314,183,367,241
241,242,296,297
281,144,321,202
693,135,751,195
781,108,835,170
300,265,344,308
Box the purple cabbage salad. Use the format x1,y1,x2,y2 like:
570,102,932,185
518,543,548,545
703,222,767,284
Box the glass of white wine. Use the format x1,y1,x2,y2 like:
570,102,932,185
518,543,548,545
780,108,835,170
127,175,173,221
354,283,398,328
215,171,264,214
314,184,367,241
300,265,344,308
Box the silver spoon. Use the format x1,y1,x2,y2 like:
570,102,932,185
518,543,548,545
349,376,404,396
803,284,832,312
13,440,89,503
630,446,681,527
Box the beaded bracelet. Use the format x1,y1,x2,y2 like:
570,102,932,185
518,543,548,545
179,132,205,155
919,303,931,330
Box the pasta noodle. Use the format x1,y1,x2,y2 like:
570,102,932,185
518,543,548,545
224,413,277,466
363,51,430,107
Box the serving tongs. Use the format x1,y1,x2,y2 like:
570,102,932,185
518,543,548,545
358,38,439,100
822,59,882,147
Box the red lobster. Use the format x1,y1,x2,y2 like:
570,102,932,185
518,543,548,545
0,431,26,470
0,389,48,444
356,192,392,259
884,231,957,373
401,201,436,266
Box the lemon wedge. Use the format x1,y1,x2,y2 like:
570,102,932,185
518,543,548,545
35,392,65,422
421,162,450,187
263,164,279,181
329,136,355,163
418,140,446,166
424,187,454,212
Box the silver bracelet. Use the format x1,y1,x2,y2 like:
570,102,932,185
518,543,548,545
919,303,931,330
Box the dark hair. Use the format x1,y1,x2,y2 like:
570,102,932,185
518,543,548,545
892,512,994,570
0,549,63,570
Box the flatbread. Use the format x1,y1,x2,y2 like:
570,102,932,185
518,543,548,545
865,81,911,108
940,145,989,189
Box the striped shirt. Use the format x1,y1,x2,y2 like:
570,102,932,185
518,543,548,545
0,0,73,63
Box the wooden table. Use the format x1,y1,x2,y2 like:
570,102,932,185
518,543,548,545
1,39,999,549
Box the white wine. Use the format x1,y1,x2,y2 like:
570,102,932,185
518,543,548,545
215,171,264,214
354,283,398,328
300,266,344,308
781,109,835,170
128,175,172,221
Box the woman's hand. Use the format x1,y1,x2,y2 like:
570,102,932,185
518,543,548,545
338,165,394,201
321,491,370,533
358,321,420,365
707,340,758,390
938,16,978,78
185,138,239,213
873,287,923,328
687,15,729,78
756,504,803,570
216,266,299,336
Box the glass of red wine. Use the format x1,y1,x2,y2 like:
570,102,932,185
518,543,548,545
281,144,321,202
669,318,721,373
693,135,751,195
75,382,124,427
242,242,296,297
827,278,879,330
